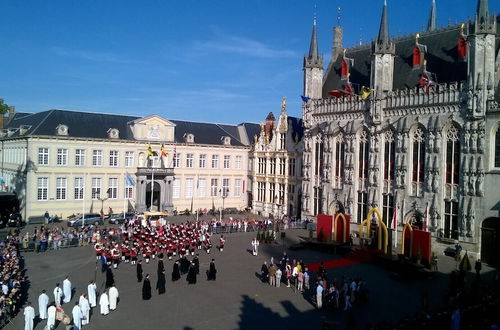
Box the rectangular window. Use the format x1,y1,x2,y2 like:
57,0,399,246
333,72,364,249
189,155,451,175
382,194,395,228
38,148,49,165
91,178,101,200
357,192,368,223
199,154,207,168
495,129,500,167
210,179,218,197
186,153,194,168
222,178,230,196
278,183,285,205
280,133,286,150
108,178,118,199
56,177,67,200
74,177,84,200
335,141,345,181
384,140,396,181
412,140,425,183
92,150,103,166
57,148,68,166
313,187,323,215
109,150,118,167
125,151,134,167
198,178,206,198
288,158,296,177
269,183,276,203
223,155,230,169
173,153,181,168
358,140,369,179
235,179,242,197
279,158,286,175
185,178,194,198
444,200,459,239
235,156,242,169
37,177,48,201
445,139,460,185
75,149,86,166
211,155,219,169
172,180,180,199
257,182,266,202
315,142,324,176
270,158,276,175
258,157,266,174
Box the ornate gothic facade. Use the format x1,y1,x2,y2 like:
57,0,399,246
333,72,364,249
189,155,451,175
301,0,500,257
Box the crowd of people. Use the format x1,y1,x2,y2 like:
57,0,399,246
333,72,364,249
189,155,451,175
0,231,25,328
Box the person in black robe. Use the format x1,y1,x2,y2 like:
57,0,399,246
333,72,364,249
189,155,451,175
207,259,217,281
157,257,165,276
137,260,143,283
105,267,115,288
261,261,269,283
172,261,181,281
142,274,152,300
156,271,166,295
193,254,200,275
180,256,190,274
186,262,197,284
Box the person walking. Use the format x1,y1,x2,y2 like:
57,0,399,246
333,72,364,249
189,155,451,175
71,302,83,330
24,301,35,330
109,285,119,310
275,268,282,288
46,304,56,330
53,283,63,307
157,271,166,294
99,291,110,315
87,280,97,308
207,259,217,281
142,274,152,300
79,293,90,326
62,276,72,304
316,282,323,309
136,259,143,282
38,290,49,320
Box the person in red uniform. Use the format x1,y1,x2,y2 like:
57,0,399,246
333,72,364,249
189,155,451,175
219,235,225,252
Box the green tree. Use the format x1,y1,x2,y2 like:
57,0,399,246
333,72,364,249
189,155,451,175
0,99,9,114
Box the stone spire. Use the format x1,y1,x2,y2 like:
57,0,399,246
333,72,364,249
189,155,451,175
474,0,496,34
477,0,489,21
305,16,322,68
427,0,437,31
374,0,395,54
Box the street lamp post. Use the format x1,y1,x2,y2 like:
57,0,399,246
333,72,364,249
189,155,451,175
219,188,228,221
97,190,109,225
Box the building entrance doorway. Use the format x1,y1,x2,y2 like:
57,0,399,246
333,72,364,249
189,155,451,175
481,217,500,266
146,181,161,211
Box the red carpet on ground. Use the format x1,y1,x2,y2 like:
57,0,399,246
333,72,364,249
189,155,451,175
306,258,359,272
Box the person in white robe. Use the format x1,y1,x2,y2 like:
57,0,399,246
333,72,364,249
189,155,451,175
87,280,97,308
72,302,83,330
99,291,110,315
62,276,72,303
79,293,91,325
24,302,35,330
38,289,49,320
53,284,63,307
108,285,119,311
47,304,56,329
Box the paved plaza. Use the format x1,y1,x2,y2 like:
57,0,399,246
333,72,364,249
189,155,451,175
3,223,497,330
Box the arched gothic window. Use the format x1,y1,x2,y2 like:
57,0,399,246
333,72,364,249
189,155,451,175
334,134,345,187
358,130,369,179
384,130,396,181
445,125,460,185
412,127,426,183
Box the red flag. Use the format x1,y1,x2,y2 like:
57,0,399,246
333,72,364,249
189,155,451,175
391,203,398,229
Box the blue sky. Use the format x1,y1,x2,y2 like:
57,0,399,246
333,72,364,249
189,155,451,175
0,0,497,124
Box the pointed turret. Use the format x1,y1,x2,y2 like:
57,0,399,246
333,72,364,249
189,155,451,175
374,0,395,54
427,0,437,31
304,18,323,68
474,0,496,34
303,16,323,99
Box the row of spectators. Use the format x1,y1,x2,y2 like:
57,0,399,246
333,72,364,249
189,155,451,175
0,231,25,327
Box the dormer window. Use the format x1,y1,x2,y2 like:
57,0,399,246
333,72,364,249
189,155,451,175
107,128,119,139
184,133,195,143
222,136,231,145
7,128,18,137
56,124,69,136
19,125,31,135
0,129,7,138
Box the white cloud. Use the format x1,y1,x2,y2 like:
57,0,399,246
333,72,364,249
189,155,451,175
51,47,142,64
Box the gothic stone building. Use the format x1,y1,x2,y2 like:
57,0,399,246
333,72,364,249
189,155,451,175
250,100,303,218
301,0,500,262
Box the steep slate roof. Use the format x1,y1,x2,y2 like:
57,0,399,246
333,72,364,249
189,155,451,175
288,116,304,139
3,109,252,147
240,122,261,143
322,25,469,97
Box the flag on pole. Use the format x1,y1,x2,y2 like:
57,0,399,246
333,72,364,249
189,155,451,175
423,202,429,232
161,144,167,157
146,144,154,156
125,172,136,186
300,95,310,103
360,86,374,100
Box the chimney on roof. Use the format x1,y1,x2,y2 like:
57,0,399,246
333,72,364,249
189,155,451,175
332,26,343,63
8,106,15,122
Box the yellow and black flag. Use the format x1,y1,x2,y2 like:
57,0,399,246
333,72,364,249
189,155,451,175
360,86,374,100
146,144,154,156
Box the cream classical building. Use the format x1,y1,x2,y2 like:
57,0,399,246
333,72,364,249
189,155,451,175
0,109,259,219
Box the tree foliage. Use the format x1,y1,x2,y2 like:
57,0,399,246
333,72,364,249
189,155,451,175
0,99,10,115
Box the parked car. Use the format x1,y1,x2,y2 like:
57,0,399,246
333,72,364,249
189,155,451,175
7,213,25,227
109,212,135,224
67,213,103,227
